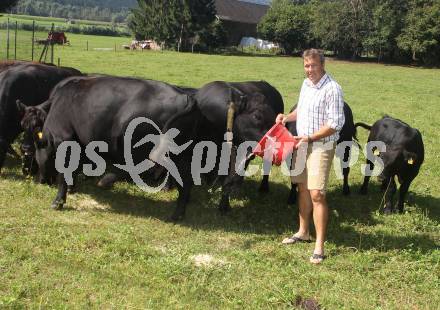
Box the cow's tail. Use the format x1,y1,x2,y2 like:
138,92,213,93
354,122,372,131
352,129,361,149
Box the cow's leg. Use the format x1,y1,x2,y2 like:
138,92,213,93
51,173,68,210
218,173,242,215
341,144,351,195
97,172,121,189
218,192,231,215
0,139,8,173
383,177,396,214
287,183,298,205
162,175,175,192
360,159,374,195
259,175,269,192
396,179,413,214
217,149,253,215
67,171,81,194
171,159,192,221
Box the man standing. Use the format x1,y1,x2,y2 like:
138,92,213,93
276,49,345,264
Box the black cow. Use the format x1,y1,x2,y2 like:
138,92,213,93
356,116,424,214
193,81,284,213
259,102,357,203
0,63,82,173
0,61,32,159
18,82,197,185
23,75,200,220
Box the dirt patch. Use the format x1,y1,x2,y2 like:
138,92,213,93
191,254,227,268
69,195,110,211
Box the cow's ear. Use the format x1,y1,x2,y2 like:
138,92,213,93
16,99,26,118
402,150,417,165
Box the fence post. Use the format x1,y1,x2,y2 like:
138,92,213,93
6,18,10,60
50,23,54,64
32,20,35,61
14,21,17,60
86,41,88,51
58,57,60,67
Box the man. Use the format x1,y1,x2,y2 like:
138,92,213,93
276,49,345,264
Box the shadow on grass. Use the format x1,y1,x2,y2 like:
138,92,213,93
3,156,438,254
330,224,438,254
78,176,440,254
327,183,439,254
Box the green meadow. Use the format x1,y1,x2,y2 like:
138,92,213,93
0,14,129,34
0,26,439,309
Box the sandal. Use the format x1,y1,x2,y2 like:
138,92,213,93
309,253,326,264
281,235,312,244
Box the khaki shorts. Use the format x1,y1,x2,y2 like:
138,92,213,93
290,142,336,191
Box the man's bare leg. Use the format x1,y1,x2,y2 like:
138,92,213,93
310,189,329,258
294,182,313,240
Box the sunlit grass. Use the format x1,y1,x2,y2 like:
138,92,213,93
0,27,439,309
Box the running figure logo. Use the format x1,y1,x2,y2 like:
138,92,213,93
115,117,192,193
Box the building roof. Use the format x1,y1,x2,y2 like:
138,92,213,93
215,0,269,25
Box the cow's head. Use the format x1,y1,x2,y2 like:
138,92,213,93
16,99,48,177
233,92,277,145
377,146,419,181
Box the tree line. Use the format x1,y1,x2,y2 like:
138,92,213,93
258,0,440,65
9,0,135,23
128,0,227,51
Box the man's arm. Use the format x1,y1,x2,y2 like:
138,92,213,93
304,125,336,142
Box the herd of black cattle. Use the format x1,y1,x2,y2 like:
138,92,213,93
0,61,424,220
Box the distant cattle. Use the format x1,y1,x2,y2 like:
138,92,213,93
0,63,82,173
356,116,424,213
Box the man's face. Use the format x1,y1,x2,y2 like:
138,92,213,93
303,56,325,85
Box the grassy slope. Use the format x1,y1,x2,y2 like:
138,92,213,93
0,14,129,35
0,30,439,309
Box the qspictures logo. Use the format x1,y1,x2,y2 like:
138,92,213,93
53,117,387,192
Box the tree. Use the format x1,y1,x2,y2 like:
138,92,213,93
397,0,440,64
258,0,311,54
0,0,19,12
128,0,216,49
198,19,228,50
311,0,371,59
362,0,408,61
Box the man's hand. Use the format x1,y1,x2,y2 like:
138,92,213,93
275,113,286,125
294,135,312,148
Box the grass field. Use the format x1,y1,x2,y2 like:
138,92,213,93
0,29,439,309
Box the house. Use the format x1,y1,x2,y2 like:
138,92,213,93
215,0,269,45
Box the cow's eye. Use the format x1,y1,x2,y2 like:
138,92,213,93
253,113,262,121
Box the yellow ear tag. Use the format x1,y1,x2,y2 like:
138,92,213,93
373,149,380,156
37,132,43,140
407,158,414,165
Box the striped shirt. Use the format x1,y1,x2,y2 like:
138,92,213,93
296,73,345,142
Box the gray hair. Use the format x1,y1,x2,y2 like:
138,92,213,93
303,49,325,64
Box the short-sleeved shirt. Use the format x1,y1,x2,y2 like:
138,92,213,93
296,73,345,142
